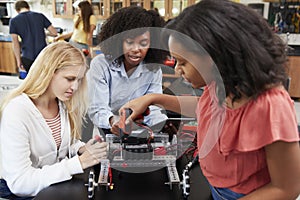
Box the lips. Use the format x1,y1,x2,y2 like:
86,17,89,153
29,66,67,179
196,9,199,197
65,92,73,97
128,55,141,62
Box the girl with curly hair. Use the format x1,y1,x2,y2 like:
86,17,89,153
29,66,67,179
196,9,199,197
121,0,300,199
88,6,168,135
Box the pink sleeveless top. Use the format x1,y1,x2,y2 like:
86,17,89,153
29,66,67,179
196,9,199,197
196,83,299,194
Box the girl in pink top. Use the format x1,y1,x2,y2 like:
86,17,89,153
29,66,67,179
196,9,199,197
121,0,300,199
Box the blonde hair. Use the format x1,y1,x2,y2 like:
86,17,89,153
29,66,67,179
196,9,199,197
0,41,88,140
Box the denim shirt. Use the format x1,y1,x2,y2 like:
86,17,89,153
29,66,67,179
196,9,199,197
87,54,167,129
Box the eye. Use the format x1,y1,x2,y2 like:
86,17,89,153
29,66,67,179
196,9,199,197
177,61,186,67
125,39,134,45
140,40,149,47
173,58,185,67
66,77,76,81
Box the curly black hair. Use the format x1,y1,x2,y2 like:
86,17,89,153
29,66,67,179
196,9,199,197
98,6,168,65
165,0,288,104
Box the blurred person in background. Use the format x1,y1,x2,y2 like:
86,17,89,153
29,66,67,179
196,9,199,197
9,0,57,77
54,0,96,60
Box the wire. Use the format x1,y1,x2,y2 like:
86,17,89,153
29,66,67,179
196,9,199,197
136,123,154,144
179,132,196,139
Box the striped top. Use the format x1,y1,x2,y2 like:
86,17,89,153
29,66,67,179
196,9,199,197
45,113,61,149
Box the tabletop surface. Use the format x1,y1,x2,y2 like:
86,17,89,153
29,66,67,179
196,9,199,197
34,157,213,200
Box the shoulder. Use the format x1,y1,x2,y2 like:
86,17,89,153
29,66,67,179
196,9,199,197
253,87,293,112
90,54,108,67
10,14,22,23
90,15,97,24
89,54,111,74
5,94,30,109
29,11,48,19
3,94,31,119
29,11,41,16
74,14,80,21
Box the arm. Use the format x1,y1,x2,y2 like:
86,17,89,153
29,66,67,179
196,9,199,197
46,25,58,37
54,32,73,42
0,101,107,197
143,68,167,125
87,24,96,48
0,103,82,196
87,55,114,129
87,15,97,54
121,93,199,121
10,34,22,69
240,141,300,200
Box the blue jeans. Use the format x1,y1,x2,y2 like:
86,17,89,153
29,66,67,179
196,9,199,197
209,184,245,200
0,179,33,200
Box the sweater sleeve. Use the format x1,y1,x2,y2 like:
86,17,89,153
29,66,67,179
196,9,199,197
0,98,84,197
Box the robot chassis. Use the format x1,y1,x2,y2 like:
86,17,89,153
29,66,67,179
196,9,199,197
86,109,197,199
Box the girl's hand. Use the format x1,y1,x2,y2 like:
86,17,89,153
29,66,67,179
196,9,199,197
78,137,107,170
119,94,153,122
109,116,120,136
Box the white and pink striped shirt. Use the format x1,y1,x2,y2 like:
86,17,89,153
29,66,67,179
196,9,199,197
45,113,61,149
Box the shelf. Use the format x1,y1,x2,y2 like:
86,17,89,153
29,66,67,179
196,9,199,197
263,0,300,2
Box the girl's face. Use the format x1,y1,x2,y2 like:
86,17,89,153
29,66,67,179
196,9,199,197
123,31,150,70
168,35,212,89
48,65,86,101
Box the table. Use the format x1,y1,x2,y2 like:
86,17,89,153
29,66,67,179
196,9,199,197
0,75,22,99
34,157,212,200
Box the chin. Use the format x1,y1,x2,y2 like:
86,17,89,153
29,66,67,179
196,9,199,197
60,96,70,102
191,83,204,89
129,61,141,67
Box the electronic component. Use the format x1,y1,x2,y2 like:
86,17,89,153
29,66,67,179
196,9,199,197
119,107,150,136
86,111,197,199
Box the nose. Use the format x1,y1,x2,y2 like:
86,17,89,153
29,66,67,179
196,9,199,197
71,80,79,91
131,43,140,52
174,64,183,75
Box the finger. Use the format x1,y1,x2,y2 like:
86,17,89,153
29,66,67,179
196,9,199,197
99,151,107,159
125,116,133,125
134,118,143,124
110,127,119,135
94,135,102,142
90,150,107,160
86,138,95,145
119,107,125,116
92,142,108,149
